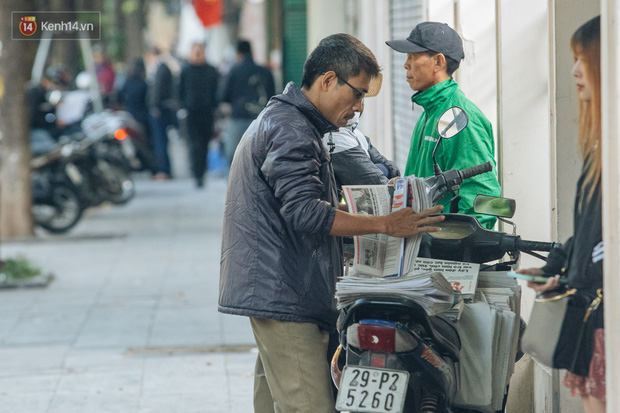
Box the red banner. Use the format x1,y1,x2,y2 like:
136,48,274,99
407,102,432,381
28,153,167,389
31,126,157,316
193,0,222,27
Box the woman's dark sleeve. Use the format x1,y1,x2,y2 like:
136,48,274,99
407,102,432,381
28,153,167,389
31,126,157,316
541,237,573,275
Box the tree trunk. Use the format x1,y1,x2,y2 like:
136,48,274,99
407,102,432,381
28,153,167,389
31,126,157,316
48,0,81,79
123,0,147,66
0,1,38,239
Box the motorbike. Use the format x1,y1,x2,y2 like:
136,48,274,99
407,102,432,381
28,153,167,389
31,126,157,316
81,109,157,175
31,132,85,233
68,130,136,207
331,107,560,413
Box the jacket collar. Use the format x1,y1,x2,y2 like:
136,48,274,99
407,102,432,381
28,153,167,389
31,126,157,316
411,78,458,112
274,82,339,135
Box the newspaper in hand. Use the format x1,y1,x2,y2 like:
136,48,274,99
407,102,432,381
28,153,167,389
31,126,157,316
342,184,401,277
342,176,432,278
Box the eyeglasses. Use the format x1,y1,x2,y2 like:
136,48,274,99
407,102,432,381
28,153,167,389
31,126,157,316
338,77,366,101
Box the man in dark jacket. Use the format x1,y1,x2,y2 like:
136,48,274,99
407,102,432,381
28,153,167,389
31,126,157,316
219,40,276,167
179,42,219,187
219,33,445,413
147,48,176,180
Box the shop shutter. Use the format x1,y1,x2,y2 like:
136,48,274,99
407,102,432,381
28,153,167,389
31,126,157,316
389,0,424,171
282,0,307,87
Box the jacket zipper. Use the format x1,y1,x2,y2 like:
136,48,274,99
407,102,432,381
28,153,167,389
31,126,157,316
303,249,317,296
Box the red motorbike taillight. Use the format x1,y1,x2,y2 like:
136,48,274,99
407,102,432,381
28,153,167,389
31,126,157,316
357,324,396,353
114,129,127,141
371,352,387,368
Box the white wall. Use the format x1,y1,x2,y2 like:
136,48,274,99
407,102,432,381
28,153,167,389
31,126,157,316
496,1,555,411
455,0,498,163
307,0,347,50
601,2,620,410
354,1,393,159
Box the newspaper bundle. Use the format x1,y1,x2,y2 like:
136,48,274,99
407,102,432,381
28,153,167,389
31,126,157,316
335,271,455,315
452,271,521,412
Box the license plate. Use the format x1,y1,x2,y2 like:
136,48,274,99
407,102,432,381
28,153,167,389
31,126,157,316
335,366,409,413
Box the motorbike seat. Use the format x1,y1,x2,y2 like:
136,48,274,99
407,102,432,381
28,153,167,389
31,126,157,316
340,297,461,361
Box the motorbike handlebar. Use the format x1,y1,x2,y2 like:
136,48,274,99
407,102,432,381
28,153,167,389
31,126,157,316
515,239,560,252
459,161,492,181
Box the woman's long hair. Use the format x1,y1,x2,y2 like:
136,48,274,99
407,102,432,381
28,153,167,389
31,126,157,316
571,16,601,199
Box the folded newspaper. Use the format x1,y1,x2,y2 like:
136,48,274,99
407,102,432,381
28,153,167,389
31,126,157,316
335,271,455,315
342,176,431,278
411,257,480,302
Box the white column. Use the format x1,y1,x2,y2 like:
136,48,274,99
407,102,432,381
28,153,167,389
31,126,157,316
600,2,620,411
354,0,392,158
307,0,347,50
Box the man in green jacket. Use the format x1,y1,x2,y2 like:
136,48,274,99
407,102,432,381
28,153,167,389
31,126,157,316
387,22,501,229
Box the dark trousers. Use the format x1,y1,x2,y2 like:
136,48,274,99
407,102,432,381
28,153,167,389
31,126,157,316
149,108,175,175
186,109,214,181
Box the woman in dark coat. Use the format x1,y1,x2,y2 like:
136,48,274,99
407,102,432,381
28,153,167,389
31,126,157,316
517,16,605,413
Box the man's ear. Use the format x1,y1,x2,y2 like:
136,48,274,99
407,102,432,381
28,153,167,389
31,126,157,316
434,54,448,74
321,71,338,92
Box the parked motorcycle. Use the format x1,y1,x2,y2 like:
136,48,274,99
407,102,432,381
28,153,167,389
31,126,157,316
67,131,136,208
31,133,85,233
81,109,156,174
331,107,560,413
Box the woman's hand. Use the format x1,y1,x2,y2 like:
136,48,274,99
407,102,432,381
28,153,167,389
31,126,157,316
516,267,560,293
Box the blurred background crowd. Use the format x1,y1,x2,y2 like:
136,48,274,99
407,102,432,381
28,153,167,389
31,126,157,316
0,0,286,238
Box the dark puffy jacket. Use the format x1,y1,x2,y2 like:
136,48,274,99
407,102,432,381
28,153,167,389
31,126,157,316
219,55,276,119
219,82,343,331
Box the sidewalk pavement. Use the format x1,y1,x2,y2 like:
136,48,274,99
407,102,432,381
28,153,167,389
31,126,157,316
0,173,256,413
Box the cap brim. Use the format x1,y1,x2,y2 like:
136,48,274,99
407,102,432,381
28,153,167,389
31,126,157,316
385,39,429,54
365,72,382,98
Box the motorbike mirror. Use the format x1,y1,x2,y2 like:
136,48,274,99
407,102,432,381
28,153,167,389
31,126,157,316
473,195,516,218
437,106,468,139
432,106,468,175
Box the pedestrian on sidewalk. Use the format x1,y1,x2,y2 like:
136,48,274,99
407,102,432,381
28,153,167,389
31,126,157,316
147,47,177,181
219,33,445,413
219,40,275,167
179,42,219,188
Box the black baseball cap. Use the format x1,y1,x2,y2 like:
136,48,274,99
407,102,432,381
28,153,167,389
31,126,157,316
386,21,464,62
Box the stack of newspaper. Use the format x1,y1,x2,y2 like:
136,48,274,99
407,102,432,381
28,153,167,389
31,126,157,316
452,271,521,412
335,271,454,315
410,257,481,320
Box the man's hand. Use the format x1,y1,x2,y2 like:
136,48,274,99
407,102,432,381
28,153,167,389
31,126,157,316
387,177,401,185
383,205,444,237
330,205,444,237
